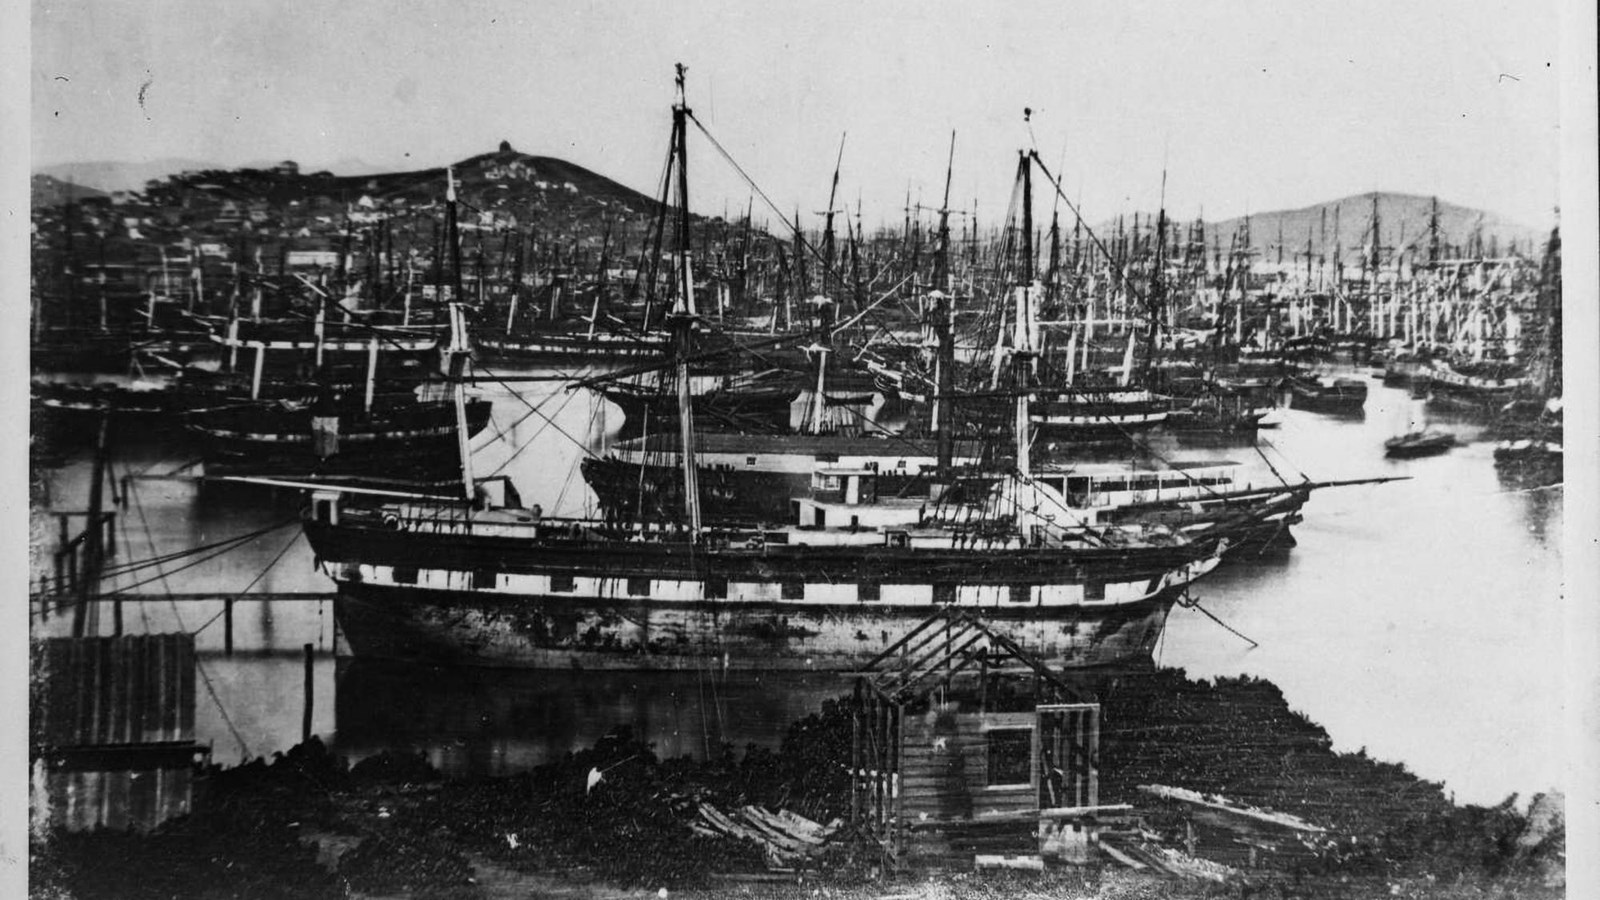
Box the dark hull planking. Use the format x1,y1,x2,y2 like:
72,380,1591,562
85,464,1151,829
188,399,491,476
331,583,1179,671
305,515,1216,671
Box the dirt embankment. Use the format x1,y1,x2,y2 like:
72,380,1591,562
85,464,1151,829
31,672,1564,899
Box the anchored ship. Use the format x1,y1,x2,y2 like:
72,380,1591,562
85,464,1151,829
301,70,1230,672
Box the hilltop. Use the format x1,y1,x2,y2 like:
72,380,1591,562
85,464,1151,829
31,174,107,207
1209,192,1545,263
98,143,690,256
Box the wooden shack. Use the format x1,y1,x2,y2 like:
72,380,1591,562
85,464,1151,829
851,609,1120,869
31,634,207,832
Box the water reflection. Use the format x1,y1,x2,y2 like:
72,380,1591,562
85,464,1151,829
333,659,850,777
1498,475,1562,546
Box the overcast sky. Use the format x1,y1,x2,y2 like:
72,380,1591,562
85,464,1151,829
31,0,1563,231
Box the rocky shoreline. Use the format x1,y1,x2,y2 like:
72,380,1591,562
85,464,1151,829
31,668,1564,899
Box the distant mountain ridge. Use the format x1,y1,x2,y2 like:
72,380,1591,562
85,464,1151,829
34,158,248,194
1204,193,1545,263
31,174,107,207
35,144,682,257
38,155,1543,261
37,156,391,193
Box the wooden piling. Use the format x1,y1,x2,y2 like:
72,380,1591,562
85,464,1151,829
301,643,314,742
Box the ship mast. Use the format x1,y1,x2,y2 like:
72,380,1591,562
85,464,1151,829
443,168,477,503
933,131,957,473
1146,169,1168,379
1012,150,1035,475
669,63,702,532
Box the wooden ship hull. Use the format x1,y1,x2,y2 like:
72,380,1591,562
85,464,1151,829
1030,391,1171,441
475,330,672,366
580,431,984,520
1287,376,1367,414
1425,359,1524,411
1383,431,1456,458
1099,487,1309,557
303,504,1223,672
185,397,492,476
1160,398,1272,435
594,382,803,440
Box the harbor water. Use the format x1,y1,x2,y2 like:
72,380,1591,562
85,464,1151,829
30,366,1563,807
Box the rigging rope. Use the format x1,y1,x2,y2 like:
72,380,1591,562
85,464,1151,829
188,530,305,638
120,475,255,759
471,360,602,460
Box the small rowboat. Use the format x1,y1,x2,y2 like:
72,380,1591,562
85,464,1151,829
1384,429,1456,458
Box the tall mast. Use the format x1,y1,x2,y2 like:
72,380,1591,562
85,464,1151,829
1146,169,1168,378
933,131,957,473
670,63,701,532
1367,193,1380,300
1012,150,1036,474
447,302,475,502
933,131,956,292
1427,196,1441,265
820,133,846,295
1018,151,1034,281
1319,206,1328,290
792,209,808,301
1333,203,1343,291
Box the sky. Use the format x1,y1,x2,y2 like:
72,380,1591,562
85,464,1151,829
30,1,1565,232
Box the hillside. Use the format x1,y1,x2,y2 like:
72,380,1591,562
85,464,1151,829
1208,192,1545,264
31,174,107,207
34,158,239,194
328,144,664,221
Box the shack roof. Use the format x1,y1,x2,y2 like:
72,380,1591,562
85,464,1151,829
854,607,1076,705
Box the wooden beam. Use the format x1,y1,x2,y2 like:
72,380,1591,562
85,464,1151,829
1038,803,1133,819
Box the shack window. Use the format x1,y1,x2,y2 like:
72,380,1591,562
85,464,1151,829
781,580,805,600
550,573,575,593
627,576,651,597
986,728,1033,787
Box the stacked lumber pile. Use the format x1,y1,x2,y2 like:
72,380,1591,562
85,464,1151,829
693,803,842,868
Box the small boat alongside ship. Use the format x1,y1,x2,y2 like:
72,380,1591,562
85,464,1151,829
1384,430,1455,459
1287,372,1368,414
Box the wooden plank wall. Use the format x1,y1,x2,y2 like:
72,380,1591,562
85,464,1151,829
899,707,1036,822
42,766,195,834
34,634,196,748
32,634,199,832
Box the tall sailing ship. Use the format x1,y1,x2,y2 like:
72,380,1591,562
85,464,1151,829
301,70,1229,672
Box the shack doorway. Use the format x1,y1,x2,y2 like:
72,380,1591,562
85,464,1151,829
1037,703,1099,811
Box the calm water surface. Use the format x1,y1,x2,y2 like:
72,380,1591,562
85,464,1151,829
31,365,1563,805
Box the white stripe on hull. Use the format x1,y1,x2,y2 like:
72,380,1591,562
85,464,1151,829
333,583,1181,671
